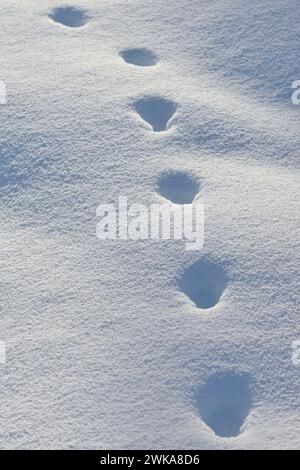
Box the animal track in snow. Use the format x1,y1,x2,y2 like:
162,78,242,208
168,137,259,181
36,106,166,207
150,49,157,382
120,48,158,67
49,6,89,28
134,97,177,132
195,371,252,437
178,260,228,309
157,171,200,204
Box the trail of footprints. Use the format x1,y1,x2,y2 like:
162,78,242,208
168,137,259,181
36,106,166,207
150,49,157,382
48,6,253,439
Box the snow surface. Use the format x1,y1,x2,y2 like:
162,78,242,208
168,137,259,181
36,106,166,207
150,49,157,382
0,0,300,449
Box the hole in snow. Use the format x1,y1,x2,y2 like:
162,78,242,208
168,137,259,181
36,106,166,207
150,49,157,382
178,260,228,309
120,48,158,67
157,171,200,204
134,97,177,132
195,371,252,437
49,6,88,28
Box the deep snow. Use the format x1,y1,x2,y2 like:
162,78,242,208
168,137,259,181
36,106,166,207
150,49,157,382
0,0,299,449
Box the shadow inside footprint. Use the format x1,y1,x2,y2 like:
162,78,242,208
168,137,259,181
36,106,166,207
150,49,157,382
134,97,177,132
49,6,88,28
178,260,228,309
120,48,157,66
195,371,252,437
157,171,200,204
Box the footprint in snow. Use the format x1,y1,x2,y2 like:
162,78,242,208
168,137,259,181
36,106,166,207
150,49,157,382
195,370,253,437
49,6,89,28
178,260,228,310
120,48,158,67
157,170,200,204
134,96,177,132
